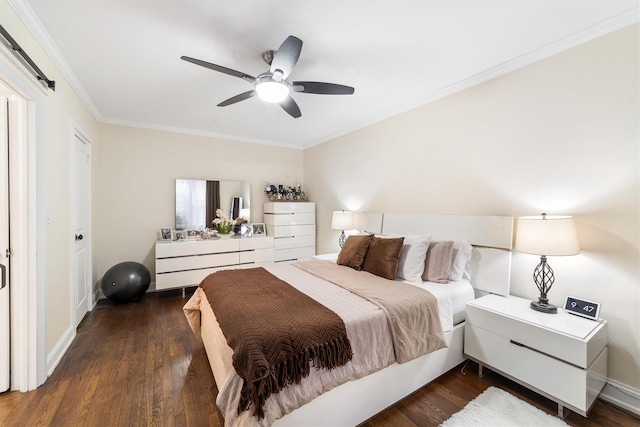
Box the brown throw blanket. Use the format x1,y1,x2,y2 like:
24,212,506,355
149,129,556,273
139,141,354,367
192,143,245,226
199,267,353,419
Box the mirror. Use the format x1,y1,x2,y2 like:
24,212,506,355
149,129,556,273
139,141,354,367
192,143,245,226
175,179,251,230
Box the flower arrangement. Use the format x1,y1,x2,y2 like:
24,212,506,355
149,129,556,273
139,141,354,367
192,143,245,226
212,209,237,234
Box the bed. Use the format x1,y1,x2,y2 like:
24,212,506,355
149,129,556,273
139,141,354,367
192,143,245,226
184,213,514,426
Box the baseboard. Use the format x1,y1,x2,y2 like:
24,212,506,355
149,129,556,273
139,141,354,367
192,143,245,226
92,289,101,307
46,324,75,377
600,379,640,416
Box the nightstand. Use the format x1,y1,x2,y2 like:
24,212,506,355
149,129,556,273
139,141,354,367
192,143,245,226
311,253,339,262
464,294,608,417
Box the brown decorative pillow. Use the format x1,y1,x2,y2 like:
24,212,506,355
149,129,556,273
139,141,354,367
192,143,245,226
363,237,405,280
422,241,455,283
337,234,374,270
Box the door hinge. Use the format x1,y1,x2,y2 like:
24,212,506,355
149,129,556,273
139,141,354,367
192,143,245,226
5,248,10,257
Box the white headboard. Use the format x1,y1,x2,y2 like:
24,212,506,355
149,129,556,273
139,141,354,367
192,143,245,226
356,213,513,297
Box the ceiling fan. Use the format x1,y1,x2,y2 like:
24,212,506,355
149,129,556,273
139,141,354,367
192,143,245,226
181,35,355,118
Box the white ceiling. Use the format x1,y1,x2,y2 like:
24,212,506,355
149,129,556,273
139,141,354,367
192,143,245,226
15,0,640,148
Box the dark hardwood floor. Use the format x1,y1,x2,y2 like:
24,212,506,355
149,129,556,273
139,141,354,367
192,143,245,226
0,288,637,426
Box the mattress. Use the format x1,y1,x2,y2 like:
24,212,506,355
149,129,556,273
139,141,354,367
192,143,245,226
186,262,473,426
406,279,475,330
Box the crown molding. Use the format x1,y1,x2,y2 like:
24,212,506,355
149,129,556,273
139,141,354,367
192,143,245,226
303,7,640,149
9,0,638,149
101,117,304,150
9,0,103,121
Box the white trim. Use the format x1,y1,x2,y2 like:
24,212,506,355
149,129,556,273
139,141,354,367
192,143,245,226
101,118,304,150
302,8,640,148
46,325,74,377
69,121,93,329
9,0,101,120
0,44,48,392
600,379,640,417
9,0,639,149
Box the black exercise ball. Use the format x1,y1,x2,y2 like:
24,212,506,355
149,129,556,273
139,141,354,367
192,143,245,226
101,261,150,303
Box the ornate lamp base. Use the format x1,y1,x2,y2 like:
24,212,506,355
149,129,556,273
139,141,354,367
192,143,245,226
338,230,346,248
530,255,558,314
530,299,558,314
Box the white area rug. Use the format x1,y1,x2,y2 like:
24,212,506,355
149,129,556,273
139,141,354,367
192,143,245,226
440,387,570,427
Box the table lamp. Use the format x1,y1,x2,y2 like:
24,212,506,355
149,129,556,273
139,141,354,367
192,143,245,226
331,210,355,248
515,213,580,313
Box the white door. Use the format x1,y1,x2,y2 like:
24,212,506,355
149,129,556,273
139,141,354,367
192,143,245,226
0,94,10,391
73,134,91,327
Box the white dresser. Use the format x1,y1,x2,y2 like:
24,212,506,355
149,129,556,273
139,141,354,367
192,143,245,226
464,294,608,417
264,202,316,263
155,237,274,291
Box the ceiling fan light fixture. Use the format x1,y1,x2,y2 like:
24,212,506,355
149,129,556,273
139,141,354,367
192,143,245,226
255,75,290,103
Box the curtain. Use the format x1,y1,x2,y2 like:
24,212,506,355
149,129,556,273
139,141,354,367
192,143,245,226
206,180,220,228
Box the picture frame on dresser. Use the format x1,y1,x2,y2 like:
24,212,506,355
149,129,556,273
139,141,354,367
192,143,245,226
252,223,266,236
186,229,200,239
241,223,252,237
175,230,186,240
160,228,172,241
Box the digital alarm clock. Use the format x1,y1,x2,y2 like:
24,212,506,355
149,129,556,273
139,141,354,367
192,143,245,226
563,296,600,321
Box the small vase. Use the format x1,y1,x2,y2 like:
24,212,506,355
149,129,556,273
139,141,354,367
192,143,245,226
217,232,234,238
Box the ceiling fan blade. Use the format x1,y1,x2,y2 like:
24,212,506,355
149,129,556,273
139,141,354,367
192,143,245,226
279,95,302,118
181,56,255,83
217,90,256,107
270,36,303,79
293,81,355,95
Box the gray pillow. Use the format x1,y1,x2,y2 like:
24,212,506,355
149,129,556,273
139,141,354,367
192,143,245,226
422,241,455,283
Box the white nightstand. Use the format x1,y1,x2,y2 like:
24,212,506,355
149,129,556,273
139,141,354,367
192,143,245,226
311,253,339,262
464,294,608,417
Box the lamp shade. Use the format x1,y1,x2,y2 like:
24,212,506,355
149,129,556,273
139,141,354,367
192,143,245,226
515,215,580,256
331,211,355,230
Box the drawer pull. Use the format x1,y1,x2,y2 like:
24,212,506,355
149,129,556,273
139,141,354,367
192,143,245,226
511,340,525,347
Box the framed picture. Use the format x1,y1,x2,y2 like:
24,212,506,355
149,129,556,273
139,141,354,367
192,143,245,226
241,223,252,238
186,229,200,239
251,223,266,236
175,230,187,240
160,228,172,241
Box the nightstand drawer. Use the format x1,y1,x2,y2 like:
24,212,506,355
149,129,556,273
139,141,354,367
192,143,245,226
464,324,509,373
510,343,608,411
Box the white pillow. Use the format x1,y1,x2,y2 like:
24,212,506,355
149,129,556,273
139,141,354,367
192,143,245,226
450,240,473,281
390,234,431,283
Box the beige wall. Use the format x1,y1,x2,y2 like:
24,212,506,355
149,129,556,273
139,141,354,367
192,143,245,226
93,125,303,283
304,25,639,389
2,2,101,353
5,0,639,397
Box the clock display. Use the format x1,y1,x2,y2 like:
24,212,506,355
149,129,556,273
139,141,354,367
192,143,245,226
564,296,600,320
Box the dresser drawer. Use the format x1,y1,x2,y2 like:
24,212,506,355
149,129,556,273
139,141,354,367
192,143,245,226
239,248,275,264
266,224,315,238
274,235,316,250
264,212,315,226
275,246,316,262
239,236,274,250
156,266,235,290
264,202,315,214
156,252,240,273
156,238,239,257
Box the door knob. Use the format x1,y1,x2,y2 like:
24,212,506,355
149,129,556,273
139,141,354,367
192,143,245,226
75,234,84,241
